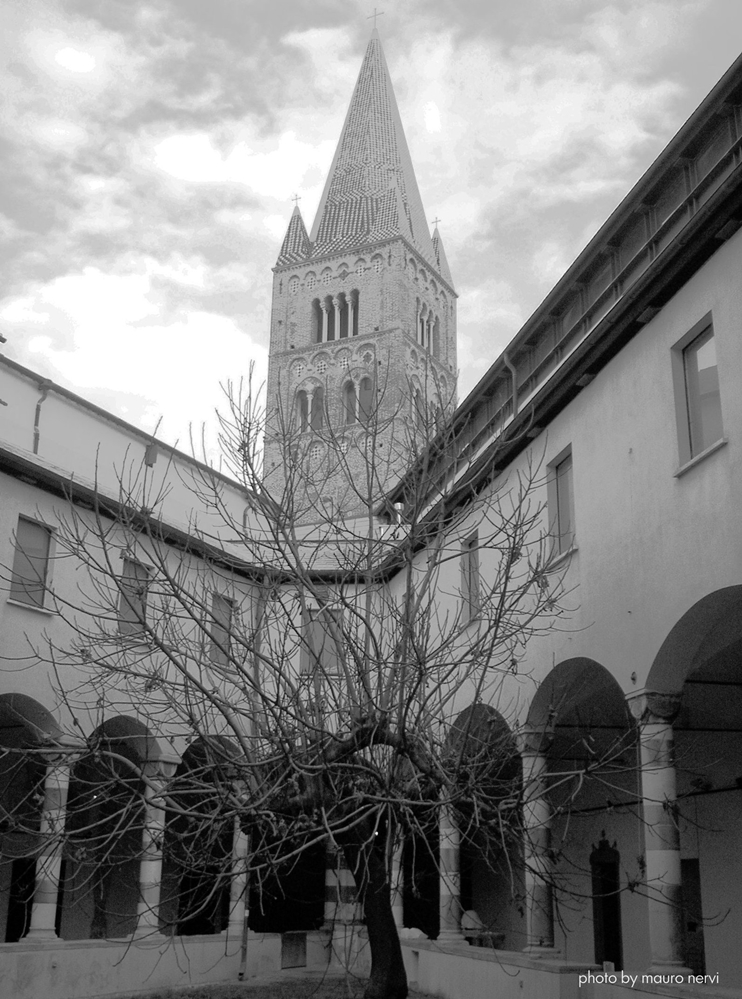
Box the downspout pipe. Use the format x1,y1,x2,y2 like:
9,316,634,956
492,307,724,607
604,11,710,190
503,352,518,418
33,379,53,454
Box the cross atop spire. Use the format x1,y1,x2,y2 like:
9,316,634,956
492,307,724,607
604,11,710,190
367,7,385,30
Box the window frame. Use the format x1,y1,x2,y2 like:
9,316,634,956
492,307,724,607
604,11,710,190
671,315,725,468
300,605,343,680
461,531,480,623
118,557,150,637
209,592,234,667
9,516,54,610
547,446,575,557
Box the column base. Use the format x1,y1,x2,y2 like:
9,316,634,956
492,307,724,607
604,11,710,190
24,928,62,941
523,944,561,959
131,922,163,939
437,930,466,944
647,964,694,977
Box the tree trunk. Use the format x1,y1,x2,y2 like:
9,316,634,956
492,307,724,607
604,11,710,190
341,827,408,999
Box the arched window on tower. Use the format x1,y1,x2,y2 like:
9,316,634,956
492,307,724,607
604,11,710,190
312,299,322,344
296,390,309,433
358,376,374,424
311,387,324,431
351,290,359,336
418,305,429,348
412,388,425,431
432,316,440,358
324,296,335,341
344,382,357,425
338,293,349,339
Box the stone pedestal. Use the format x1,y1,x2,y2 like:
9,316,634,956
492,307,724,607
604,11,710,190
520,735,558,956
26,755,71,939
629,691,691,974
438,807,464,942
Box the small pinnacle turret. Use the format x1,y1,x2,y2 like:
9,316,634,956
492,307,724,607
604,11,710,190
277,205,311,266
431,227,454,289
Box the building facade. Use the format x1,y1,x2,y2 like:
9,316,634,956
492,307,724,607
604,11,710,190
1,28,742,999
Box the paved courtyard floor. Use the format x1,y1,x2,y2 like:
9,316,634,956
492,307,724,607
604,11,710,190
106,970,433,999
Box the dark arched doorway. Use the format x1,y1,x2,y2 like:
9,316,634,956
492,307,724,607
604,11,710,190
0,694,62,942
526,659,637,968
59,716,156,939
160,737,236,936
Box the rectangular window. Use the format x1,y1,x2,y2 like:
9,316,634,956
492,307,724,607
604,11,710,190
210,593,233,666
683,324,723,458
461,532,480,622
301,606,342,678
9,517,52,608
118,558,149,635
554,452,575,554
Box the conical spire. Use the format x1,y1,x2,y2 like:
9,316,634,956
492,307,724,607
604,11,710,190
309,32,437,267
432,226,454,289
276,205,310,265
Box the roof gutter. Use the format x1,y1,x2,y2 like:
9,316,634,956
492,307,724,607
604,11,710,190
33,379,52,455
503,352,518,418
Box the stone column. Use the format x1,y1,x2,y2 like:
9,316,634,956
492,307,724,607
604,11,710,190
390,840,404,930
227,819,249,939
324,842,341,928
628,691,691,974
348,297,355,338
26,754,72,939
519,730,558,955
135,756,177,935
438,807,463,941
332,297,341,341
324,841,363,968
321,303,329,342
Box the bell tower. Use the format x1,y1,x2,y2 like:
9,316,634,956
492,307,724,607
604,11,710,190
263,29,457,514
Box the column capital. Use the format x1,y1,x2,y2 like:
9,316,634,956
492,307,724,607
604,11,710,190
37,735,85,766
516,726,553,756
626,689,682,725
141,753,180,782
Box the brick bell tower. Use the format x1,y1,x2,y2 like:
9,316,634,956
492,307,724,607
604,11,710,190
263,28,457,515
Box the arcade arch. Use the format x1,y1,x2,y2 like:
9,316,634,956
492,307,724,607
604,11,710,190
525,659,637,966
635,586,742,979
59,716,160,940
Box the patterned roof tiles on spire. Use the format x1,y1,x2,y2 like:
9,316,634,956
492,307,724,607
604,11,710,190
432,226,455,290
309,31,437,269
276,205,310,266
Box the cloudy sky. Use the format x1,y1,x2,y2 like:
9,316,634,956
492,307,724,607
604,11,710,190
2,0,742,454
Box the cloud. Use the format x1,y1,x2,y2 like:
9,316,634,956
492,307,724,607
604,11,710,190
2,0,741,438
2,263,268,457
54,47,97,73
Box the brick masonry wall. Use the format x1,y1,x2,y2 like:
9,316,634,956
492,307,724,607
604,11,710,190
264,237,457,511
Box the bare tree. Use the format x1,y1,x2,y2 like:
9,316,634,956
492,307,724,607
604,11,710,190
0,372,616,999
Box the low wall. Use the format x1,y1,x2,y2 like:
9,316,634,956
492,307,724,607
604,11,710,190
400,942,742,999
401,939,601,999
1,930,284,999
